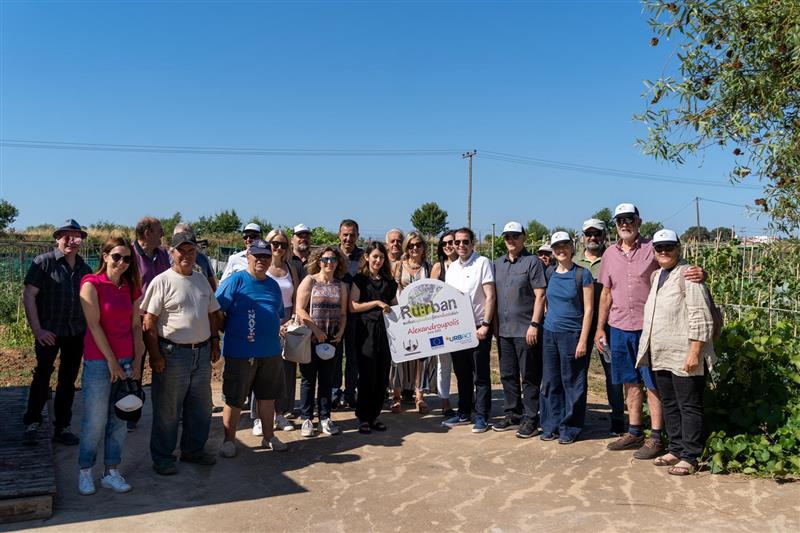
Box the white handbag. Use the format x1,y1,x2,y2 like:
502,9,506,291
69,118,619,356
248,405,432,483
282,319,312,364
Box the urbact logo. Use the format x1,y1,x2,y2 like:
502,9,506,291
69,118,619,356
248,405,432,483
429,336,445,348
446,332,472,344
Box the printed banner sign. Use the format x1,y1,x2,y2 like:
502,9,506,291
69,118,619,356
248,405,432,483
384,278,478,363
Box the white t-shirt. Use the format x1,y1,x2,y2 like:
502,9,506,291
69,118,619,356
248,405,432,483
445,252,495,326
141,268,221,344
220,251,248,282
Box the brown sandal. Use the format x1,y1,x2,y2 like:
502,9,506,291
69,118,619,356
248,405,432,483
653,454,680,467
390,400,402,414
416,399,430,414
667,463,696,476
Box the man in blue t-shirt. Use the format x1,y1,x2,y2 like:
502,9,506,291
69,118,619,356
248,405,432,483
215,239,287,457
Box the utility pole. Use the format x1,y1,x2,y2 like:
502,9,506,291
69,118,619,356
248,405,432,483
462,150,477,229
695,197,701,230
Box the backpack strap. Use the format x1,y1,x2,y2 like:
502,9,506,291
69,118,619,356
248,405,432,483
574,265,585,313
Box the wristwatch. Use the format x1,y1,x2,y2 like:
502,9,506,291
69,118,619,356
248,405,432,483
481,321,491,328
529,321,540,328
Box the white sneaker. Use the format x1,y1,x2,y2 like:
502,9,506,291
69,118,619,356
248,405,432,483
321,418,339,436
219,440,237,458
78,469,96,495
100,470,131,493
300,419,316,437
252,418,263,436
275,414,295,432
263,435,288,451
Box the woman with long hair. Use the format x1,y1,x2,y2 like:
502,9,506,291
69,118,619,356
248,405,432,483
295,246,349,437
77,236,144,495
429,231,457,417
390,231,435,414
350,241,398,433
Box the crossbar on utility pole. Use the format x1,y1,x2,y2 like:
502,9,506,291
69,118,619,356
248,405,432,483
462,150,477,229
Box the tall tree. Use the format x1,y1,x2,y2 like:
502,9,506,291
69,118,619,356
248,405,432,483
160,211,182,237
682,225,711,242
0,199,19,233
637,0,800,232
410,202,448,238
194,209,242,234
710,226,734,242
640,221,664,239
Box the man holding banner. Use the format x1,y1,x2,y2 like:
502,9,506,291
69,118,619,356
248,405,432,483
443,228,496,433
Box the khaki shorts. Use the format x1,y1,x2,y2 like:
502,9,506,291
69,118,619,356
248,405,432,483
222,356,286,407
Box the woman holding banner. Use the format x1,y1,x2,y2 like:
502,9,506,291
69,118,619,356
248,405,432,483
350,241,398,433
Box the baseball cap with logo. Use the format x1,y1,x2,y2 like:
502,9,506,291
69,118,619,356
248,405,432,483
537,243,552,253
550,231,571,246
247,239,272,256
501,221,525,235
293,223,311,235
170,232,198,249
582,218,606,232
315,343,336,360
653,229,679,245
242,223,262,234
613,203,640,219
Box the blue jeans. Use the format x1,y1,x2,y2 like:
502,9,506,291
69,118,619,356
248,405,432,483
540,329,589,441
78,358,131,469
150,341,212,465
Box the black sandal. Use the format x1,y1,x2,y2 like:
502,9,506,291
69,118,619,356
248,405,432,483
370,420,387,432
358,422,372,434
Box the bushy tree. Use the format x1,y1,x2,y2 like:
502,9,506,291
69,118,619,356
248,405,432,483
160,212,182,237
637,0,800,232
526,219,550,243
310,226,339,246
0,199,19,233
194,209,242,234
710,226,734,241
682,225,711,242
640,221,664,239
410,202,448,238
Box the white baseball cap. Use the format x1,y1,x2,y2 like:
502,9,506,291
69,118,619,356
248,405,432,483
653,229,679,245
293,223,311,234
315,343,336,360
502,221,524,235
115,393,144,413
550,231,571,246
537,243,552,253
582,218,606,232
242,222,262,234
614,203,639,219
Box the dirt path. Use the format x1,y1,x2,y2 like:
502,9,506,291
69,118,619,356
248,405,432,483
5,384,799,533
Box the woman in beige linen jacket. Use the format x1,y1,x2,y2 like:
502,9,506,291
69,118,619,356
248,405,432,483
635,229,715,476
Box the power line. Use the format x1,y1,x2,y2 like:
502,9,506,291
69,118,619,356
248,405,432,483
698,197,751,209
660,198,696,224
480,150,761,190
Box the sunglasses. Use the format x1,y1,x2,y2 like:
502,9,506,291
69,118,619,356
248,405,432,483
270,241,288,249
537,251,552,256
503,232,523,240
454,239,471,246
408,242,424,249
252,254,272,261
320,257,338,264
243,233,260,240
442,239,454,246
654,244,677,253
615,216,635,226
584,231,603,238
109,253,132,264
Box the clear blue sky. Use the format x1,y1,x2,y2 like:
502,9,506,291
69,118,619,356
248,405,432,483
0,0,769,240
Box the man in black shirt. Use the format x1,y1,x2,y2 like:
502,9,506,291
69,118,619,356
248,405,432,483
333,219,363,408
22,219,93,445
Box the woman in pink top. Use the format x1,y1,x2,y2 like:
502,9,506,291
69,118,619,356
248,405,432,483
77,237,144,496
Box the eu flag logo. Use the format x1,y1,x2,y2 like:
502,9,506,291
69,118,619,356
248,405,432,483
429,336,444,348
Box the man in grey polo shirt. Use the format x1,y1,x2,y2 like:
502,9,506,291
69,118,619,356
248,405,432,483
492,221,546,438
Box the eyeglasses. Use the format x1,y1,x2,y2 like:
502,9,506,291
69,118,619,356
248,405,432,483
654,244,677,253
442,240,454,246
408,242,424,249
252,254,272,262
64,236,83,243
109,253,132,264
615,216,635,226
453,239,471,246
270,241,288,249
389,239,402,244
294,232,310,238
584,231,604,238
503,232,522,240
320,257,338,264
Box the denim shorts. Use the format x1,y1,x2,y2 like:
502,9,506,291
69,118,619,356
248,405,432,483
609,327,657,390
222,356,286,406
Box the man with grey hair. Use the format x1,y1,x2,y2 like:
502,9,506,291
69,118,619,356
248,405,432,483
574,218,625,435
385,228,404,265
173,223,217,290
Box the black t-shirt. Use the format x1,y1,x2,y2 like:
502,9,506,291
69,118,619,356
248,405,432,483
352,273,397,322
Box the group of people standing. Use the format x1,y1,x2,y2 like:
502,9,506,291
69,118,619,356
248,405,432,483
20,202,718,496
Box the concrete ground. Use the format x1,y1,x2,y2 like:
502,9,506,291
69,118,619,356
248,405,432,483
5,383,800,533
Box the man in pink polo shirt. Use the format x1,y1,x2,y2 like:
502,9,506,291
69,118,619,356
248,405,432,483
595,203,703,460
